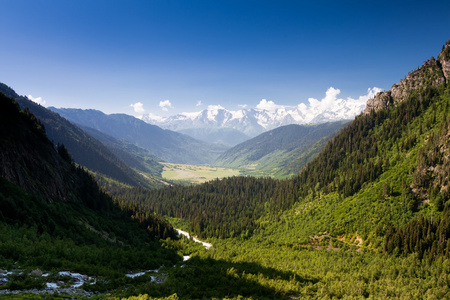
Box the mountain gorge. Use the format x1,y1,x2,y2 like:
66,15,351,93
126,39,450,249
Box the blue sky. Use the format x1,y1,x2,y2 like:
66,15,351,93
1,0,449,116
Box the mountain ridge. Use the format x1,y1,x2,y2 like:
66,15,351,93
142,88,380,141
215,121,349,177
0,83,158,189
365,40,450,114
48,107,229,165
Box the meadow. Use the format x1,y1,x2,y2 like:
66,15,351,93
161,163,241,184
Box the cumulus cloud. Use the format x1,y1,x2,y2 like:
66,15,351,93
207,104,225,110
159,99,173,111
28,95,46,105
256,99,283,112
196,100,202,107
143,87,382,127
130,102,145,114
299,86,382,123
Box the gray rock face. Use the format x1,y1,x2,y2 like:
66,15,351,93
364,91,393,113
364,40,450,114
438,40,450,81
390,58,445,103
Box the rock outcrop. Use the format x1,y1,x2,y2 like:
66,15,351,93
438,39,450,81
364,39,450,114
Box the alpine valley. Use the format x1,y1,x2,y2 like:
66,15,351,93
0,38,450,300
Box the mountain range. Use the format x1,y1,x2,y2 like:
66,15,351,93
1,81,348,184
48,107,229,165
142,88,379,145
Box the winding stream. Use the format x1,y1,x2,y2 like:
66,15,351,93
175,228,212,250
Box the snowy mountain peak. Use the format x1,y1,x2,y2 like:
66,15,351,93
141,87,381,138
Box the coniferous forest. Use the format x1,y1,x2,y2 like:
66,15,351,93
1,40,450,299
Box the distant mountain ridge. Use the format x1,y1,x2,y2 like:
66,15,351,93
215,121,349,177
49,107,229,165
142,88,379,141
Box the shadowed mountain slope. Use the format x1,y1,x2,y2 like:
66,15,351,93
49,107,229,165
0,83,161,189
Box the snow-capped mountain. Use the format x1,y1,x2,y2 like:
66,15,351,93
142,87,381,143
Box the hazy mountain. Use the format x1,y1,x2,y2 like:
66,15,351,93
48,107,229,165
0,83,159,188
215,121,349,177
177,127,250,147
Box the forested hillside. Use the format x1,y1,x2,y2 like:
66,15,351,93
215,121,349,177
102,40,450,298
0,83,162,189
0,92,179,282
120,39,450,252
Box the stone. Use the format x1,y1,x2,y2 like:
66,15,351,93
31,269,43,277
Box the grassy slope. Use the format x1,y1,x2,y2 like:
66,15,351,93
215,122,348,178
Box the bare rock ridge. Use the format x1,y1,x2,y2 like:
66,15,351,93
365,39,450,114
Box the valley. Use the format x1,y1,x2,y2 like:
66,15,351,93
1,38,450,299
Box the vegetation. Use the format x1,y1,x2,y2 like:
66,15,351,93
215,122,348,178
1,40,450,299
0,83,159,189
161,163,241,185
0,92,179,281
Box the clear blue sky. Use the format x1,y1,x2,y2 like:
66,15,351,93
1,0,449,116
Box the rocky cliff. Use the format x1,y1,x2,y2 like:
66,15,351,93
365,39,450,114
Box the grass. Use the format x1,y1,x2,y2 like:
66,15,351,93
161,163,241,184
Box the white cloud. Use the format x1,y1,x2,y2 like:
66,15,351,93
28,95,46,105
159,99,173,111
141,87,382,127
130,102,145,114
299,86,382,122
256,99,283,112
196,100,202,107
207,104,225,110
